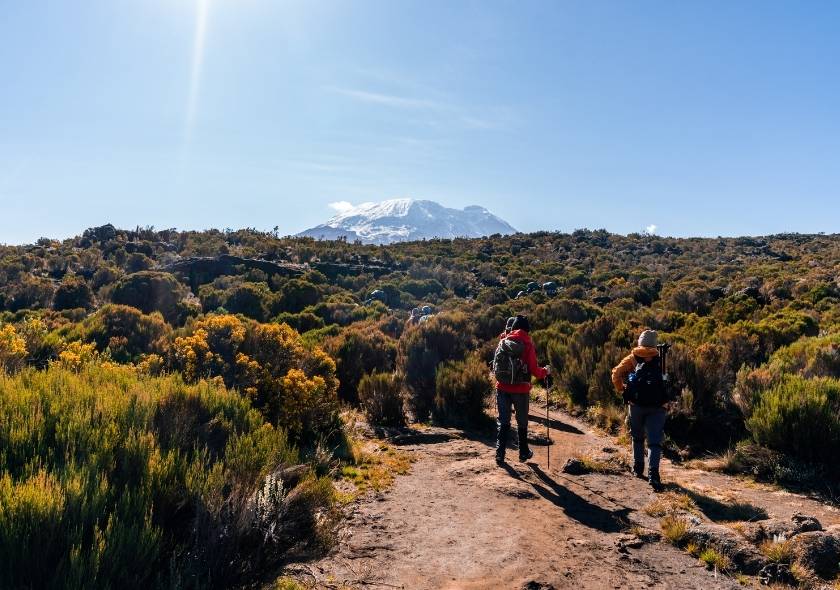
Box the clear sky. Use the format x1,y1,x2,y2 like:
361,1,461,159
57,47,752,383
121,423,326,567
1,0,838,245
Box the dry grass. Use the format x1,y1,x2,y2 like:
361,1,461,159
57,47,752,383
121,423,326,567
698,547,731,572
644,492,699,517
572,453,627,474
338,441,413,499
273,578,307,590
586,403,626,434
660,515,690,545
760,538,794,564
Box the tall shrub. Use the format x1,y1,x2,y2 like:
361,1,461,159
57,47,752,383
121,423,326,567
747,375,840,465
433,355,492,427
397,313,473,420
358,372,405,427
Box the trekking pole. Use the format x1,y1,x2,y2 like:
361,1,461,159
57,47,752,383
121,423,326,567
657,343,671,397
544,374,554,470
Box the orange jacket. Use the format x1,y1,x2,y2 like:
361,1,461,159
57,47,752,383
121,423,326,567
611,346,659,394
496,329,548,394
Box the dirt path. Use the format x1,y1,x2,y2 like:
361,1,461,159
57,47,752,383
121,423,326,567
293,406,840,589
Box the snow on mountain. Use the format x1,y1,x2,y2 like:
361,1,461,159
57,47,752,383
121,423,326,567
297,199,517,244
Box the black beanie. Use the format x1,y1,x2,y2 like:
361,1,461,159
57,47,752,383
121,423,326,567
510,315,530,333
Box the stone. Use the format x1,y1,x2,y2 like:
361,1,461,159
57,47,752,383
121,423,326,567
684,524,767,574
791,531,840,579
561,458,588,475
738,513,822,544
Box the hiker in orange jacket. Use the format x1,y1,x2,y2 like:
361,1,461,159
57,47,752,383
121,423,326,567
494,315,550,465
612,329,666,489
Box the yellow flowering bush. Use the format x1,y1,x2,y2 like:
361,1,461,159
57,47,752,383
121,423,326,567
56,341,100,371
0,324,27,373
171,314,339,444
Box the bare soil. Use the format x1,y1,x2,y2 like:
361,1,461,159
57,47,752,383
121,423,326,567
289,405,840,589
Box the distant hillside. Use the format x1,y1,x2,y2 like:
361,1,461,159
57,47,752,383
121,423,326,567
297,198,517,244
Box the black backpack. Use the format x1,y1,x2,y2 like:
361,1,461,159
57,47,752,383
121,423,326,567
492,338,531,385
623,356,667,406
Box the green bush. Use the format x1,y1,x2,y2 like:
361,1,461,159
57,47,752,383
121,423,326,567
748,375,840,464
171,314,340,446
433,355,492,426
74,304,171,363
111,271,187,324
0,364,336,589
52,276,94,311
397,312,473,420
357,372,405,426
324,325,397,404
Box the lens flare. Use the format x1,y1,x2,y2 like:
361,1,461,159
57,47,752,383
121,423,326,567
184,0,209,145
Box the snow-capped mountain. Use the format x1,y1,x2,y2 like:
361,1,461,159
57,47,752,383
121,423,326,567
297,199,517,244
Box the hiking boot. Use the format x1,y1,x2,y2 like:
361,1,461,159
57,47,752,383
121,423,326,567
633,463,646,479
495,452,506,466
517,426,531,462
649,471,663,491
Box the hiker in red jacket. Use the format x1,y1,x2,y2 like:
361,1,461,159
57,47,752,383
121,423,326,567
493,315,550,465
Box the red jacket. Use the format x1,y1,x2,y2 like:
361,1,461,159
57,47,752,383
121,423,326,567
495,329,548,394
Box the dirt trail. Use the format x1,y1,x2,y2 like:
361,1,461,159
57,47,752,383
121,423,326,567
295,406,840,589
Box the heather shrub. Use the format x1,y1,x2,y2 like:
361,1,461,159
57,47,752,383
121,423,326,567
111,271,187,324
171,314,340,445
397,312,473,420
433,355,493,427
358,372,405,426
0,364,336,589
74,304,171,362
324,325,397,404
747,375,840,464
52,276,94,311
274,311,325,334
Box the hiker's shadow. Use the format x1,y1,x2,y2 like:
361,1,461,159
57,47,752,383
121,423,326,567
500,462,631,534
527,414,584,435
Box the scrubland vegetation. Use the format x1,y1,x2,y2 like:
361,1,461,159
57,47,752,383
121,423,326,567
1,224,839,586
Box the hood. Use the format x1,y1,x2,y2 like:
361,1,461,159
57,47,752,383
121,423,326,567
632,346,659,360
505,329,532,344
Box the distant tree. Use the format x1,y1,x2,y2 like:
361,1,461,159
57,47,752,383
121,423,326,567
111,271,186,324
53,277,94,311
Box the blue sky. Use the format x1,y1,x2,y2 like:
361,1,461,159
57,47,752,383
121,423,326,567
1,0,838,244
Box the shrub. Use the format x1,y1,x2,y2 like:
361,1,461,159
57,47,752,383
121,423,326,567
397,312,473,420
171,314,340,445
747,375,840,465
52,277,94,311
76,304,171,363
433,354,492,427
111,271,187,324
224,282,272,321
0,324,27,373
324,325,397,404
0,364,336,589
358,372,405,427
274,311,325,334
276,279,320,314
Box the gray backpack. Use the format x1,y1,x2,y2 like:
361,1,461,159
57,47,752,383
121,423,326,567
492,338,531,385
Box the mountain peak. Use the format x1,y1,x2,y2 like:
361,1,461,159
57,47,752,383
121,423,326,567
298,199,516,244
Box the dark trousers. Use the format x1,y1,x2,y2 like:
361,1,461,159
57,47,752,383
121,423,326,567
495,390,529,459
629,404,666,476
